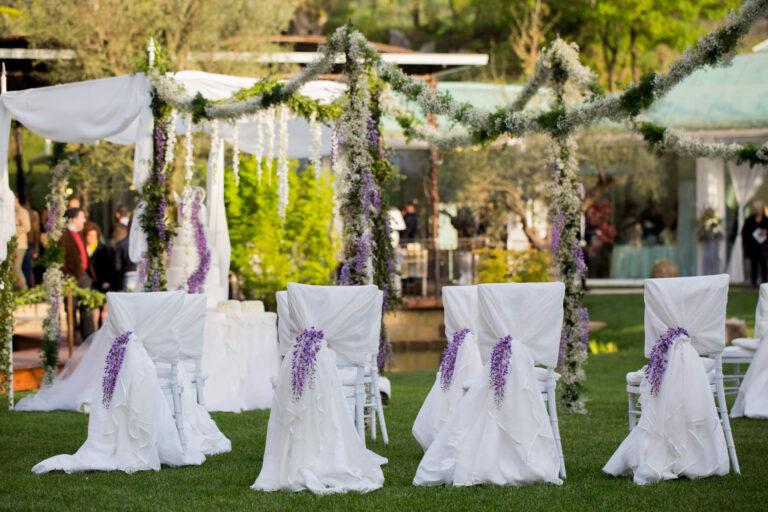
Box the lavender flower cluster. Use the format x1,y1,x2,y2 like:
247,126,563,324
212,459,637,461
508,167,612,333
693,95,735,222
578,306,589,350
377,330,393,371
102,331,133,408
186,193,211,294
645,326,689,396
489,335,513,406
291,327,324,401
573,244,586,278
45,203,57,234
440,328,471,391
557,325,570,370
550,210,566,254
367,115,386,159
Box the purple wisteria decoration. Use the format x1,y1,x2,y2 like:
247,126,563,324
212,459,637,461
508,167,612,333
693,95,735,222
557,325,570,370
102,331,133,408
45,203,57,233
440,328,471,391
550,210,566,254
291,327,325,401
186,193,211,294
573,244,586,278
645,326,689,396
578,306,589,350
489,335,513,406
377,331,393,371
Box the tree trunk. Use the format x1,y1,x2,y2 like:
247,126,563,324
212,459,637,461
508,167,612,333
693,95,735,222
630,27,638,83
412,0,420,28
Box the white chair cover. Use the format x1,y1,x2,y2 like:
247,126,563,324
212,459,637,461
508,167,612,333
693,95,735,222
732,332,768,417
476,282,564,367
413,282,564,487
252,284,386,494
604,275,730,484
276,290,297,356
32,291,207,473
176,294,231,455
179,294,207,359
412,285,482,451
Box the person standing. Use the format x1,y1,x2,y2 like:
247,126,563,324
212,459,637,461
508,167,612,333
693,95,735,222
742,201,768,288
60,208,95,341
114,229,137,292
13,195,30,289
112,205,131,247
84,222,115,327
401,202,420,243
22,202,41,288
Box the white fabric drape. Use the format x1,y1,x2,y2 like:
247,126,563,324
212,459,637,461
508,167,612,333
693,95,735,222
726,161,767,283
413,282,565,487
643,274,729,357
0,74,153,261
412,285,482,451
604,275,730,484
205,127,229,301
253,283,386,494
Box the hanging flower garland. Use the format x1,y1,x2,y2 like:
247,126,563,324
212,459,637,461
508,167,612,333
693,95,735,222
0,236,17,408
291,327,324,401
39,158,70,385
489,335,513,406
102,331,132,408
646,327,689,396
277,105,290,221
186,189,211,294
440,328,471,391
266,108,276,183
309,111,323,179
232,122,241,187
183,115,195,182
254,111,264,183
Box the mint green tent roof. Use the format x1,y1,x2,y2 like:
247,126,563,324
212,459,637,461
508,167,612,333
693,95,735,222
382,52,768,138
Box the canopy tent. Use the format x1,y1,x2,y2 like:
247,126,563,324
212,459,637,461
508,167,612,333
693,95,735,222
0,71,345,273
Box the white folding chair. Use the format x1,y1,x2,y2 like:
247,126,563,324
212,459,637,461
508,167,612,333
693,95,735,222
106,291,188,452
179,294,208,407
722,283,768,395
625,275,739,474
477,282,567,479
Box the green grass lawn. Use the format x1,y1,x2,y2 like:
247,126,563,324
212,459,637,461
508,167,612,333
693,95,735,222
2,290,767,511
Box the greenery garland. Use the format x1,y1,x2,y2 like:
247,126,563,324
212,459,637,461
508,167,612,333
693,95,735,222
39,158,70,385
138,91,176,291
16,280,106,310
369,81,402,370
0,236,16,408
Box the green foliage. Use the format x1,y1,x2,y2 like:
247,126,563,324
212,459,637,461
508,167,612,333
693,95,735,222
225,157,338,311
16,279,106,310
0,237,17,399
638,121,667,148
619,71,657,117
735,142,764,168
476,248,551,284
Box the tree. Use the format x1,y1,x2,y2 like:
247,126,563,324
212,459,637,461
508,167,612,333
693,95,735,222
16,0,302,81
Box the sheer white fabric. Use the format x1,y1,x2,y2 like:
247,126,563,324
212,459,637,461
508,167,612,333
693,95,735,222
253,284,386,494
202,311,279,412
730,283,768,350
31,291,208,473
413,282,565,487
412,285,482,451
726,161,766,283
732,333,768,417
604,275,730,484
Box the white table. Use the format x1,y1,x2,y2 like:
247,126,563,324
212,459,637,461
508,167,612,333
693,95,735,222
202,310,279,412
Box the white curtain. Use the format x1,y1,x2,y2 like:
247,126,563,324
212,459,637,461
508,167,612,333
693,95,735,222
0,74,153,261
726,161,767,283
206,128,230,300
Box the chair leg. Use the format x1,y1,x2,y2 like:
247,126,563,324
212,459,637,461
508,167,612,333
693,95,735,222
194,359,205,407
546,369,565,479
170,363,186,453
355,366,365,444
715,355,740,474
627,389,638,432
371,367,388,445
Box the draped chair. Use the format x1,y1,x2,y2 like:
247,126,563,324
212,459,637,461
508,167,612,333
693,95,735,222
254,284,386,494
606,274,739,484
277,288,388,444
412,285,483,451
722,283,768,395
32,291,205,473
413,282,565,487
179,294,208,406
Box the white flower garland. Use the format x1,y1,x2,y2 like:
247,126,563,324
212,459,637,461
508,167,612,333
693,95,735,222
266,108,276,183
210,120,221,189
163,109,178,173
309,111,323,180
184,115,194,182
277,105,290,220
254,111,264,184
232,122,241,186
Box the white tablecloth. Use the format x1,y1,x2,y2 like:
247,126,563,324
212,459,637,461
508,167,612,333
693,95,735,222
202,310,280,412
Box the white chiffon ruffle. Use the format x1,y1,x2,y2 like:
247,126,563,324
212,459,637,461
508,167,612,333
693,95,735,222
412,333,482,451
252,343,386,494
31,340,205,474
603,338,729,484
413,340,561,487
732,332,768,418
